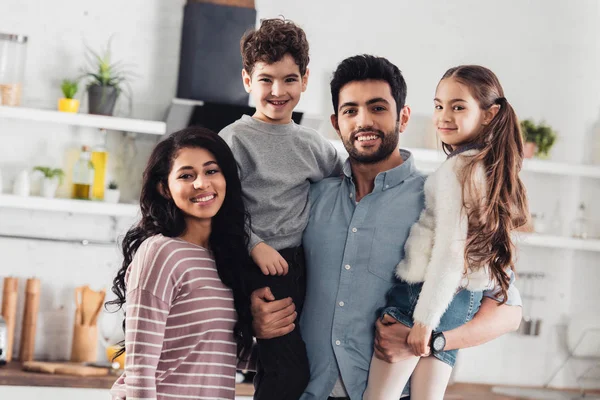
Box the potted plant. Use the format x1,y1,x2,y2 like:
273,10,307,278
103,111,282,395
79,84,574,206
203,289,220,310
520,119,558,159
33,166,65,198
81,39,132,116
58,79,80,113
104,180,120,203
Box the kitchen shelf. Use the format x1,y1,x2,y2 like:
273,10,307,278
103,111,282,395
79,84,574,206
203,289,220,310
515,232,600,252
0,105,166,135
328,140,600,179
0,194,138,218
1,196,598,251
409,147,600,179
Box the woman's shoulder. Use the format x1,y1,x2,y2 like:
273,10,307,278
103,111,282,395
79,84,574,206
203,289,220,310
127,235,213,292
139,234,209,255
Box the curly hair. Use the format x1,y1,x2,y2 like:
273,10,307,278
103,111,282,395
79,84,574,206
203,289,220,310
240,17,309,76
439,65,530,304
106,127,254,360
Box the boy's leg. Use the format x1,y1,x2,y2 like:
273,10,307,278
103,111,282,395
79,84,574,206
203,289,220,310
363,355,419,400
251,246,309,400
410,357,453,400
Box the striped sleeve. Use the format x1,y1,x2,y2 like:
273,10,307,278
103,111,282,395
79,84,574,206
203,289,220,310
124,288,169,399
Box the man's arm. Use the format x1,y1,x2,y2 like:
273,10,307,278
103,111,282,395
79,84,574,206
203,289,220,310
250,287,297,339
443,297,521,351
375,300,521,362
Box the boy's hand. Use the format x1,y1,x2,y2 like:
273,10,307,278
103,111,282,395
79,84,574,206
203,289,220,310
251,242,289,276
407,322,432,357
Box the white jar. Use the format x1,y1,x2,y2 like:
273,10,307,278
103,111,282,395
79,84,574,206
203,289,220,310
12,169,30,196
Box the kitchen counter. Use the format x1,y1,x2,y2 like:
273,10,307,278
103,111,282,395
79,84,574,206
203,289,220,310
0,362,254,395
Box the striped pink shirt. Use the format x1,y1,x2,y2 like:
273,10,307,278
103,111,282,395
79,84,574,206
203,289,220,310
111,234,245,400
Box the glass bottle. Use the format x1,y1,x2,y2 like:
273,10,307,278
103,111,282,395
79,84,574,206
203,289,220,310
72,145,95,200
571,202,589,239
91,130,108,200
0,32,28,106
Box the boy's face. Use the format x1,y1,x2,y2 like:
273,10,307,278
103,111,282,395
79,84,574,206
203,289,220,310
243,53,309,125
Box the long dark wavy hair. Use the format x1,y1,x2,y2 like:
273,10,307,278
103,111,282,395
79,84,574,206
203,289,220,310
106,127,253,359
439,65,529,304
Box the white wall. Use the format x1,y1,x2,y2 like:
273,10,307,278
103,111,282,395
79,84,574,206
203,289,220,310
0,0,599,395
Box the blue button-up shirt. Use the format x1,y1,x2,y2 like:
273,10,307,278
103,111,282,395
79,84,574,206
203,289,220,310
300,150,521,399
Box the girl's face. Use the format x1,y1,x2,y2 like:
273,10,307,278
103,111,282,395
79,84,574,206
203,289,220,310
166,147,226,224
433,78,493,148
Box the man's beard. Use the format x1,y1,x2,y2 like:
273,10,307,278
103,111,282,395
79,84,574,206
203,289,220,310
342,121,400,164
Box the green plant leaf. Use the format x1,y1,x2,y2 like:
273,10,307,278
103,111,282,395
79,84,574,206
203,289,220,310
520,119,558,157
80,38,134,92
61,79,79,99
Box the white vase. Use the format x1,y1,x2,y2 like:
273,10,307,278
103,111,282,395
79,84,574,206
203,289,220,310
13,170,30,197
41,178,59,198
104,188,120,204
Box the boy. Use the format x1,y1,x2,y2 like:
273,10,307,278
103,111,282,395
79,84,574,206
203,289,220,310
219,17,344,400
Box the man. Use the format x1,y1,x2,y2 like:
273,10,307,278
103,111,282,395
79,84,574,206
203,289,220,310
250,55,522,399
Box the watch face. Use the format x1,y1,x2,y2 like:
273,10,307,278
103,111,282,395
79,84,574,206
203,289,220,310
433,335,445,351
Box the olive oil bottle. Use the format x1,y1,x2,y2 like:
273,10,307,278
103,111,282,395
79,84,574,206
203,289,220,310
72,146,95,200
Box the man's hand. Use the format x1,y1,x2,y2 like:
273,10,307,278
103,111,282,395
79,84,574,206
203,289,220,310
407,322,431,357
251,243,289,276
250,287,296,339
374,314,414,362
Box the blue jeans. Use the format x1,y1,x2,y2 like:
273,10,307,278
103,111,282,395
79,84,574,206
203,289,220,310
381,280,483,367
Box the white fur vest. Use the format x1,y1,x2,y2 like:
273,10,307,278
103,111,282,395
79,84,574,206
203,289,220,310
395,149,494,329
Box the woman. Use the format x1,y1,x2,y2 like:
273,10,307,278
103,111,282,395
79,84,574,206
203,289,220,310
108,127,253,399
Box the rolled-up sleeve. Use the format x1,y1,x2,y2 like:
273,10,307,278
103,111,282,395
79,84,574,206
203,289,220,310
483,269,522,306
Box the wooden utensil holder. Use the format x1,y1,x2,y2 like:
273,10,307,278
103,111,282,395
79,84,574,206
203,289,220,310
70,324,98,362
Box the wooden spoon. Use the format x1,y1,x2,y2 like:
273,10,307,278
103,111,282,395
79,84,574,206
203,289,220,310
90,289,106,326
81,286,104,325
74,286,84,325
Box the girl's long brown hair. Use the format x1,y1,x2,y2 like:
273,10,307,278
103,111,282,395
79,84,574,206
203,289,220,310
440,65,529,304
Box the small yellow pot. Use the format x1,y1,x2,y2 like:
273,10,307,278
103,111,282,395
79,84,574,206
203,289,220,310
58,98,80,113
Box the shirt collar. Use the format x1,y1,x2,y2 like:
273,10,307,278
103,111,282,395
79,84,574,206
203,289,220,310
342,149,416,191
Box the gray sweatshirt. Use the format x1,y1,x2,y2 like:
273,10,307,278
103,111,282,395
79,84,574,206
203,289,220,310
220,115,344,250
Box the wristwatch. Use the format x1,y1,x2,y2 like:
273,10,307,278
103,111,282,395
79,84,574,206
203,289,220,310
430,331,446,354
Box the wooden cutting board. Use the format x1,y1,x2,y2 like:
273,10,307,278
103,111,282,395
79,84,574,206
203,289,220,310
22,361,109,377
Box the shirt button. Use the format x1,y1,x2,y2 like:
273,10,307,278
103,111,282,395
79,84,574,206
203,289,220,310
335,340,341,346
349,193,353,198
339,301,345,307
385,184,390,189
352,227,357,233
345,265,351,270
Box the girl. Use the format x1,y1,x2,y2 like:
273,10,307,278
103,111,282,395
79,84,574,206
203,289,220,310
364,65,529,400
108,127,253,400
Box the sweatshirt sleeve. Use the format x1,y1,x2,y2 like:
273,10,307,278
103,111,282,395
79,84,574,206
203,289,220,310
220,127,264,251
412,163,469,329
310,134,344,181
123,288,169,400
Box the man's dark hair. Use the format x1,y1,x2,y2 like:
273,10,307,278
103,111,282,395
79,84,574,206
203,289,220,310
240,17,309,76
330,55,407,116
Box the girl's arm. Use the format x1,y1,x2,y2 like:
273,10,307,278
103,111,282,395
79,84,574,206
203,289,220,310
412,163,467,331
123,288,169,399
